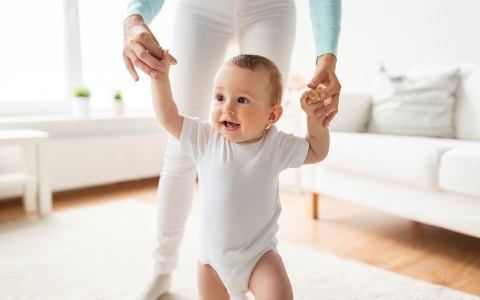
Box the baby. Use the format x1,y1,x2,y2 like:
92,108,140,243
151,52,329,300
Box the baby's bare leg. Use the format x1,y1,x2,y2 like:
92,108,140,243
249,251,294,300
197,260,230,300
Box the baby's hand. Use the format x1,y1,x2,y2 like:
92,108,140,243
156,49,174,77
300,87,328,118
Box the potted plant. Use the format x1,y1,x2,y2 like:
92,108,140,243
71,86,91,118
113,89,124,114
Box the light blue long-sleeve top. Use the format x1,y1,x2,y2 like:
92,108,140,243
127,0,341,58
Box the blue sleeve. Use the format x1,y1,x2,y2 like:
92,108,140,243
309,0,342,58
127,0,165,25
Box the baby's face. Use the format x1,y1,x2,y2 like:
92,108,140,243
211,64,275,144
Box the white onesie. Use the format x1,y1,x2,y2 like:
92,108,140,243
179,116,309,296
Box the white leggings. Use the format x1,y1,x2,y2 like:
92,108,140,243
154,0,296,274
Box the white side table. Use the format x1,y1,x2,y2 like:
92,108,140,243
0,129,51,215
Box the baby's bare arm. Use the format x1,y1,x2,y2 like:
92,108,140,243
150,50,183,140
300,88,330,164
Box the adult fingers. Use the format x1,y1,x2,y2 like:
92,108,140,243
312,73,341,118
123,52,140,82
138,31,177,65
134,31,164,59
307,70,327,90
315,93,340,125
124,41,160,79
124,30,165,76
307,53,337,89
168,52,178,65
307,65,331,91
322,72,341,101
131,40,165,73
323,109,338,127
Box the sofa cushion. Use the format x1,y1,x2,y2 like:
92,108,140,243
322,132,475,189
366,68,460,138
328,94,371,133
439,146,480,197
408,63,480,140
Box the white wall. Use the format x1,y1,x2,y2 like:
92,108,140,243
292,0,480,94
151,0,480,94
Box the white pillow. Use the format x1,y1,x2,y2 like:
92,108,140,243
367,67,460,138
328,94,371,133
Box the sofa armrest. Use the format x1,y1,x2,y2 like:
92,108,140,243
328,94,371,133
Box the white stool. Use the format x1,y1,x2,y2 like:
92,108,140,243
0,129,52,215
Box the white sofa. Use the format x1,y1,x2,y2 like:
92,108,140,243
302,64,480,239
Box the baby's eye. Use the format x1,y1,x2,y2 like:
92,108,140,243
215,95,224,102
237,97,249,104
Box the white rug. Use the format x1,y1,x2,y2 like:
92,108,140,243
0,199,478,300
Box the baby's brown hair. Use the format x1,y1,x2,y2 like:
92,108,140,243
226,54,283,106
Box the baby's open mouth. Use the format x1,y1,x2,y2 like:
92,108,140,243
222,121,240,130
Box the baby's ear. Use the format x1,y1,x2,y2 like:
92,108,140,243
267,104,283,125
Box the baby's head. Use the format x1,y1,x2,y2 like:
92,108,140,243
226,55,284,106
211,54,284,144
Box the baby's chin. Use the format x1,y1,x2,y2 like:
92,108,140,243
213,123,264,144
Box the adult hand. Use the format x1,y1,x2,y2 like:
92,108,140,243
123,14,177,81
307,53,341,127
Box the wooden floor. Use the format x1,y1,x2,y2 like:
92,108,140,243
1,177,479,296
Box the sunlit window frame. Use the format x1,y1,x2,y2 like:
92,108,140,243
0,0,82,117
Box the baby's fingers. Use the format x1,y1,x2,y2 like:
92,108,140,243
300,96,326,117
300,87,326,105
155,49,173,70
163,49,170,63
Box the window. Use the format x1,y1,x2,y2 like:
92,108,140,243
78,0,143,110
0,0,67,104
0,0,174,116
